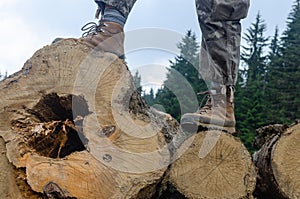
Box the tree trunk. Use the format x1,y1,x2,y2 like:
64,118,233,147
254,122,300,199
0,39,256,199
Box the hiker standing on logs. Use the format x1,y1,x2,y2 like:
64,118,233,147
81,0,250,134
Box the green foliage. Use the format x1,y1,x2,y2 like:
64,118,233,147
237,2,300,152
139,3,300,152
154,30,206,121
236,12,270,152
273,0,300,122
264,26,287,124
143,88,155,106
241,12,269,83
132,70,142,93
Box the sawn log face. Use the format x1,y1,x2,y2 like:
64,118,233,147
0,39,258,199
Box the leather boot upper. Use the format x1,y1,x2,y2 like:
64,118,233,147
181,85,236,133
81,21,124,58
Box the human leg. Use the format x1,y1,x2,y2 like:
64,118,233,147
181,0,249,133
196,0,250,85
94,0,137,19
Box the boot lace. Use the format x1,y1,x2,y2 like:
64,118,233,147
81,22,107,38
197,91,212,113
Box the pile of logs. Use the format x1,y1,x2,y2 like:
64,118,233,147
253,122,300,199
0,39,299,198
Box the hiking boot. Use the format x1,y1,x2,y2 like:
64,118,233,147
181,85,236,134
81,21,124,58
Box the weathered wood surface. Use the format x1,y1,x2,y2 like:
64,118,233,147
164,130,257,199
0,137,23,199
0,39,257,199
254,122,300,199
0,39,172,198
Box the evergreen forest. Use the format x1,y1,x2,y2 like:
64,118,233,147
134,1,300,152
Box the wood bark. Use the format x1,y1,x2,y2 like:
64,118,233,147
0,39,256,199
254,122,300,199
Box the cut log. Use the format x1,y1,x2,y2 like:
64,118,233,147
162,130,257,199
0,38,257,199
0,137,23,198
254,122,300,199
0,39,173,198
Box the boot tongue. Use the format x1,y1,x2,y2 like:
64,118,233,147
210,86,234,104
209,85,226,95
227,86,234,103
208,85,227,107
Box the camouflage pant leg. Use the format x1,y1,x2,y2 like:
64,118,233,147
195,0,250,86
96,0,137,19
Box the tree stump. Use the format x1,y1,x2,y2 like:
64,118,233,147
254,122,300,199
0,39,257,198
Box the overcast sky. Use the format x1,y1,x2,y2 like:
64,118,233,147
0,0,295,88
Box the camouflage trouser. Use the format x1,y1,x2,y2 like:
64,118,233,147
96,0,250,85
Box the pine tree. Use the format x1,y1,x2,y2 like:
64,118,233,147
155,30,206,121
268,26,280,61
274,0,300,122
132,70,142,93
143,88,155,106
241,12,269,83
264,26,286,124
236,12,269,152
